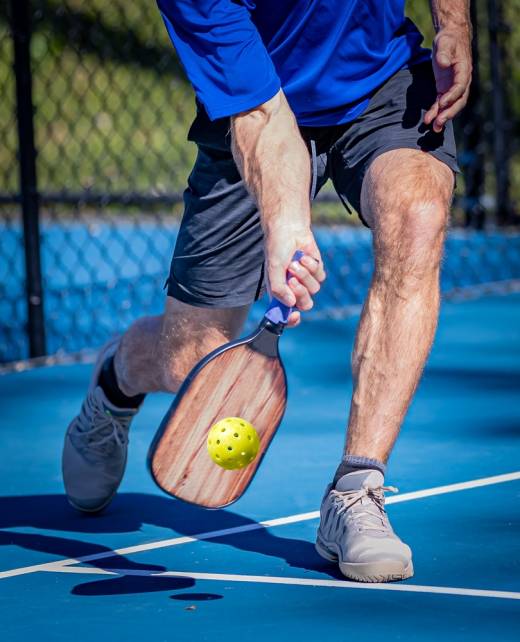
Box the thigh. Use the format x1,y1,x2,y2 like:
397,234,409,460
167,113,265,308
329,61,459,226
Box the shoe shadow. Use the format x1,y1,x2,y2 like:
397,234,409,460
1,493,340,597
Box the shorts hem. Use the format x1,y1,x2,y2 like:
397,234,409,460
366,144,460,177
166,277,265,309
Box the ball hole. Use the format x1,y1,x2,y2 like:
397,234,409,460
240,422,245,426
216,455,220,459
227,446,233,451
247,436,252,440
233,432,239,438
216,439,220,444
221,428,226,432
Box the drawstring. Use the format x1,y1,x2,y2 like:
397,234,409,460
310,139,318,201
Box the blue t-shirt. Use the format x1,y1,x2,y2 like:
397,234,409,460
158,0,430,126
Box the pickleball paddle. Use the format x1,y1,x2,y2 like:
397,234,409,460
147,251,304,508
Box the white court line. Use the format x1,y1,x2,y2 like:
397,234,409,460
1,470,519,581
40,566,520,601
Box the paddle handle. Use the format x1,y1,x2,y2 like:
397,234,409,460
264,250,305,325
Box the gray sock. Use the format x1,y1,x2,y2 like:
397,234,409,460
332,454,386,488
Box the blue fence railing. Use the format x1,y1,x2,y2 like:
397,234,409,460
1,223,519,364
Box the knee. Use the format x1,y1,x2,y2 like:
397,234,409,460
365,149,453,273
401,197,448,262
376,197,449,289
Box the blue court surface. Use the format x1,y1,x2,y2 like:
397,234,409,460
1,292,519,641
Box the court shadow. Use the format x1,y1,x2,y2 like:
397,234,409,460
1,492,338,597
72,574,195,596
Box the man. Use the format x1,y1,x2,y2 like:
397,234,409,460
62,1,472,582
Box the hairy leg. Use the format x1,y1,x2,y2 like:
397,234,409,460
113,298,250,397
345,149,454,462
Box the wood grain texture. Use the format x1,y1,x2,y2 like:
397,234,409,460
150,342,287,507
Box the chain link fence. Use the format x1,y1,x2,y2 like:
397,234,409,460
1,0,519,366
2,0,196,363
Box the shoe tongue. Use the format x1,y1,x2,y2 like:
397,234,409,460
335,469,384,492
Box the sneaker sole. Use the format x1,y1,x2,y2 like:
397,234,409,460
315,536,414,583
66,490,118,514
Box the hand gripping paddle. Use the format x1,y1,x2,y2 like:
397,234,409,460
147,251,304,508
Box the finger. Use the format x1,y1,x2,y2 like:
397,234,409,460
288,277,313,311
300,254,326,282
438,80,467,111
268,266,296,307
439,59,471,106
286,310,301,328
424,98,440,126
434,91,470,130
288,260,321,295
432,118,444,134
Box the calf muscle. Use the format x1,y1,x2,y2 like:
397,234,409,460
114,298,249,397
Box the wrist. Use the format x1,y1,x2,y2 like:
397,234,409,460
433,25,472,57
435,23,471,38
263,212,311,236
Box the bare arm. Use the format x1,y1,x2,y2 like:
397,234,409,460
231,90,325,323
424,0,472,132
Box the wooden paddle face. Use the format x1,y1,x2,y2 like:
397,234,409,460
148,327,287,508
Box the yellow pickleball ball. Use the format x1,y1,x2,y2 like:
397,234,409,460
207,417,260,470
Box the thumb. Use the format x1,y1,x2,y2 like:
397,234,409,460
268,265,295,307
436,51,451,67
435,36,455,68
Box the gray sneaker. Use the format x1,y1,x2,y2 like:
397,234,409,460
316,470,413,582
62,337,139,512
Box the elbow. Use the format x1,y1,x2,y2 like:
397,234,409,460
231,90,284,131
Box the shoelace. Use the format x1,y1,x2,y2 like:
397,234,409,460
330,484,398,534
72,391,131,456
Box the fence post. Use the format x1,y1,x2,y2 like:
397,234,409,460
11,0,46,358
487,0,513,225
460,0,485,229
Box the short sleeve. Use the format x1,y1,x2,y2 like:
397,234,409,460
157,0,281,119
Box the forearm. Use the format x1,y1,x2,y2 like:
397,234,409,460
429,0,471,35
230,90,311,233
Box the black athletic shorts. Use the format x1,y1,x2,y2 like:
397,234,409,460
166,61,459,308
